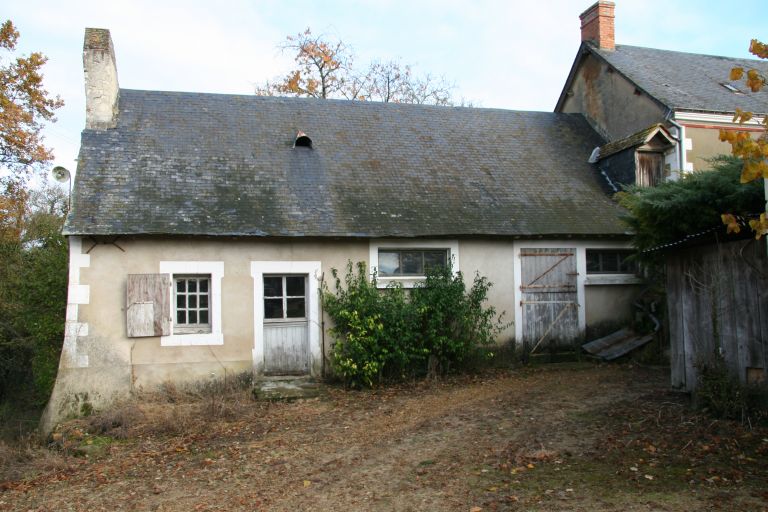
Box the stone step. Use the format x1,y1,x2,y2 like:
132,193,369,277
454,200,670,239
252,377,325,401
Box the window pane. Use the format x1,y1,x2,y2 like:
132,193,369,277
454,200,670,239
188,295,197,308
401,251,423,275
264,277,282,297
619,253,636,273
188,310,198,324
199,294,208,308
188,280,197,293
286,298,306,318
177,310,186,324
602,253,619,272
378,251,399,275
199,310,209,324
199,279,208,293
423,250,447,272
286,276,305,297
176,295,186,308
264,298,283,319
176,280,186,292
586,251,600,273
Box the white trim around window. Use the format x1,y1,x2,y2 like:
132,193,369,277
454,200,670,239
369,239,460,288
250,261,322,375
159,261,224,346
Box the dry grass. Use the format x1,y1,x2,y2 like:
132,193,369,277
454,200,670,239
0,436,68,483
3,366,767,511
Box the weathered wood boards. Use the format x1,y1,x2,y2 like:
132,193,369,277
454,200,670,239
520,248,579,351
126,273,171,337
667,239,768,391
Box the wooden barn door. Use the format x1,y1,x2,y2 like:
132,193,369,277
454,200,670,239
520,248,579,352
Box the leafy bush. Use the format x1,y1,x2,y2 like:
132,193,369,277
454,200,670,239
618,156,764,256
0,219,67,407
322,261,504,388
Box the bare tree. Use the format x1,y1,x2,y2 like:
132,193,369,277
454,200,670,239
257,29,458,106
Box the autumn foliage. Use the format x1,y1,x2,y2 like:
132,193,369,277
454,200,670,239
0,20,62,177
719,38,768,238
0,21,66,416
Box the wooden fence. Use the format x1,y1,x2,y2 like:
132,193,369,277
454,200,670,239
667,238,768,392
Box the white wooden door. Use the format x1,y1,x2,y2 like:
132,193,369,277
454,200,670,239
263,275,309,375
520,248,579,352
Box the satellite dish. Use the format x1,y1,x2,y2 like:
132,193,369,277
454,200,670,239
52,166,71,183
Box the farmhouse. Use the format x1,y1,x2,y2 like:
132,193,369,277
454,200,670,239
43,2,768,428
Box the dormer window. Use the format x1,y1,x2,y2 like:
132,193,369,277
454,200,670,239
294,131,313,149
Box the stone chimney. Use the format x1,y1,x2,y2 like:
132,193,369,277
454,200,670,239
83,28,119,130
580,1,615,50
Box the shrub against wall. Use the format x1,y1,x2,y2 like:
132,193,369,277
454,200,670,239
618,156,764,255
322,261,505,388
0,192,67,409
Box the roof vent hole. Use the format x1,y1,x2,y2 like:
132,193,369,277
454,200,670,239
294,131,313,149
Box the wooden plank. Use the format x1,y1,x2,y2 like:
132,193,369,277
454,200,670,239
696,245,716,373
680,254,698,392
666,255,680,387
126,274,170,337
264,322,308,374
739,240,766,382
755,242,768,379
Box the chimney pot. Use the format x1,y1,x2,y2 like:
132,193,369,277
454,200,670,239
83,28,119,130
580,1,615,50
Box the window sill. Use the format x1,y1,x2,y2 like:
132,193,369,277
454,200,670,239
161,332,224,346
375,277,426,289
584,274,643,286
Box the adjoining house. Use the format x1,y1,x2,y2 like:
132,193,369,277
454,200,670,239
556,1,768,391
557,1,768,179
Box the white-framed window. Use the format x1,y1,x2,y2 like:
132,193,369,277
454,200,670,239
263,275,307,321
586,249,637,274
583,248,642,286
173,275,211,334
159,261,224,346
378,249,449,277
369,240,459,288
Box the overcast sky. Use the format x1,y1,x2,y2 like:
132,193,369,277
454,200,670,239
5,0,768,175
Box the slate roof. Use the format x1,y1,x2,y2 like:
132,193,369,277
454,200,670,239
583,43,768,114
65,90,629,238
598,123,673,160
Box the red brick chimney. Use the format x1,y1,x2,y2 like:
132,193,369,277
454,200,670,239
580,1,615,50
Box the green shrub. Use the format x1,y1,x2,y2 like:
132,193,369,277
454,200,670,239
618,156,764,257
0,226,67,406
322,261,505,388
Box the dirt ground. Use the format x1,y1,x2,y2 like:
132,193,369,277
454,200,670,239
1,363,767,511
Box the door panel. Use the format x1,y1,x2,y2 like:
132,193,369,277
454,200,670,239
263,274,309,375
520,248,579,351
264,321,309,374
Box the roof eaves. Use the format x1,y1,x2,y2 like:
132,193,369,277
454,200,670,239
554,42,592,113
598,123,675,159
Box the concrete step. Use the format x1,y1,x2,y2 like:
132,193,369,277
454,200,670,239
252,376,326,401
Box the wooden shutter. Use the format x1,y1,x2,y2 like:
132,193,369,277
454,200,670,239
126,274,171,337
636,152,664,187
